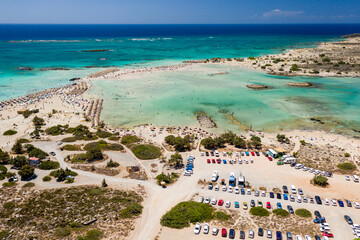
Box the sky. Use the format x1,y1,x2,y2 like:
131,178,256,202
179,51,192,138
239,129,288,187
1,0,360,24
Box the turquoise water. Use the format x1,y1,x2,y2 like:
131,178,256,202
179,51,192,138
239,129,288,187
1,24,360,135
0,34,338,100
89,64,360,136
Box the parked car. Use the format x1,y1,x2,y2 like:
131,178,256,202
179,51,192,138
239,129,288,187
344,215,353,225
338,200,344,207
208,183,213,190
221,228,227,237
345,199,352,207
250,200,255,207
235,187,239,194
345,175,351,181
298,188,303,195
277,202,282,209
284,194,288,200
283,185,288,193
287,205,294,214
203,223,209,234
225,201,231,208
330,199,337,206
276,231,282,240
243,202,248,210
354,201,360,209
315,196,322,205
324,198,329,205
267,229,272,238
241,188,245,195
258,228,264,237
322,232,333,238
247,189,251,195
194,222,201,234
249,229,254,239
290,195,295,202
240,230,245,239
314,235,321,240
229,229,235,239
258,200,263,208
212,227,219,236
198,197,204,203
270,192,275,198
235,201,240,208
218,199,224,206
204,197,210,204
255,190,259,197
286,232,293,240
211,198,217,205
277,193,282,199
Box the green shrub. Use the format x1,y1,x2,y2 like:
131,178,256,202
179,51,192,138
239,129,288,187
2,182,16,187
119,203,143,218
77,229,104,240
131,144,161,160
23,182,35,188
3,130,17,136
344,153,350,157
121,135,141,146
0,231,9,239
17,138,30,143
42,176,51,182
50,168,77,181
45,125,69,136
290,64,300,71
62,144,82,151
273,209,289,217
0,165,7,174
55,227,71,237
96,130,112,138
249,207,270,217
106,159,119,168
65,177,74,184
337,162,356,172
18,165,35,180
107,144,124,151
295,209,312,218
3,202,15,210
156,172,179,185
108,136,120,141
160,201,214,229
313,175,328,187
213,211,230,221
39,160,60,170
62,137,78,142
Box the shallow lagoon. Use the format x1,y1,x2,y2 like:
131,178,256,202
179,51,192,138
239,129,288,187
90,64,360,136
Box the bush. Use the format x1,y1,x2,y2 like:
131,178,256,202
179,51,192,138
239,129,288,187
62,144,82,151
55,227,71,237
273,209,289,217
156,172,179,185
131,144,161,160
42,176,51,182
290,64,300,71
119,203,143,218
106,159,119,168
160,201,214,229
0,231,9,239
344,153,350,157
45,124,69,136
77,229,104,240
213,211,230,221
17,138,30,143
0,165,7,174
2,182,16,187
121,135,141,146
0,149,10,164
3,129,17,135
18,165,35,180
65,177,74,184
165,135,191,151
96,130,112,138
62,137,77,142
295,208,311,218
313,175,328,187
23,182,35,188
50,168,77,181
107,144,124,151
28,147,49,159
108,136,120,141
338,162,356,172
10,155,28,169
249,207,270,217
39,160,60,170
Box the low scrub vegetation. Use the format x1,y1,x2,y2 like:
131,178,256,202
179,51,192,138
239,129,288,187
131,144,161,160
165,135,192,151
3,130,17,136
78,229,104,240
249,207,270,217
156,172,179,185
62,144,82,151
120,135,141,146
272,209,289,217
337,162,356,172
295,209,312,218
84,140,124,152
312,175,328,187
71,147,104,163
39,160,60,170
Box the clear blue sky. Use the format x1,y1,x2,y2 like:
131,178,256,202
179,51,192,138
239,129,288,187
1,0,360,24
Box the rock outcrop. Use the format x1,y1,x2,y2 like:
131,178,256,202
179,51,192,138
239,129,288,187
246,84,270,90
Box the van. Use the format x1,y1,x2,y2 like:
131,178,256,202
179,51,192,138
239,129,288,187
353,175,359,182
291,185,297,194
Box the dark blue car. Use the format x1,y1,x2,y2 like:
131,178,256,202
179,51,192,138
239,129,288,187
270,192,274,198
338,200,344,207
241,188,245,195
276,231,282,240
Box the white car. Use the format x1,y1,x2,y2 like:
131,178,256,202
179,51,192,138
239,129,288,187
319,226,331,232
303,167,309,171
200,152,204,156
261,191,266,197
314,170,320,175
267,229,272,238
345,175,351,181
296,235,303,240
247,189,251,195
303,196,307,203
250,159,254,163
244,159,249,164
354,201,360,209
324,198,330,205
331,199,337,206
235,152,239,157
320,223,330,228
304,235,311,240
183,171,191,176
222,185,227,191
235,187,240,194
198,197,204,203
194,222,201,234
204,197,210,204
249,229,254,238
214,185,219,191
211,198,217,205
212,227,219,236
297,195,302,203
225,201,231,208
203,223,209,234
228,186,233,193
238,159,243,164
290,195,295,202
321,171,327,176
309,197,314,204
309,168,315,173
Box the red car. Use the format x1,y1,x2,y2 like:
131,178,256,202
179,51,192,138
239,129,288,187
207,159,210,163
251,152,255,156
322,232,334,238
221,228,227,237
212,159,216,163
217,159,221,164
218,199,224,206
268,157,273,161
266,202,271,209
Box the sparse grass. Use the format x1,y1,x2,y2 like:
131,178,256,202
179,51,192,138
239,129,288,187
23,182,35,188
120,135,141,146
78,229,104,240
55,227,71,237
337,162,356,172
273,209,289,217
2,182,16,188
62,137,77,142
62,144,82,151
